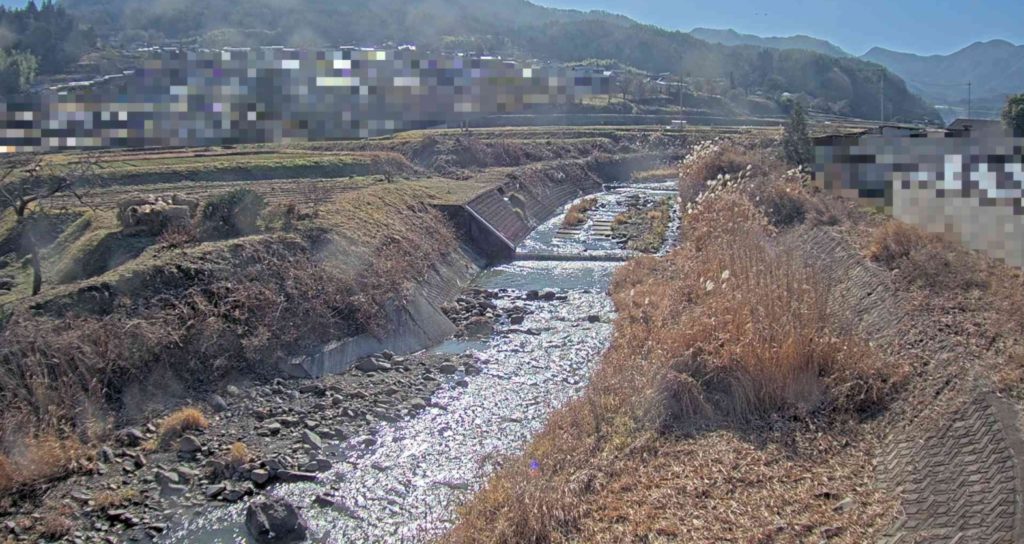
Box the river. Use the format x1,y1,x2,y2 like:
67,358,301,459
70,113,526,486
164,181,677,543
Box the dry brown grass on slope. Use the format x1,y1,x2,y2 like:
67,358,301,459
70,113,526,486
867,221,987,292
573,430,895,543
680,139,780,183
0,184,458,498
448,181,905,543
0,432,84,497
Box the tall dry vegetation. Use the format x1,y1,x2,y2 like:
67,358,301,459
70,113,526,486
449,140,904,543
867,221,986,291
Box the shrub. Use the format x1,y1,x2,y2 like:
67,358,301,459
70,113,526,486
156,407,209,448
866,221,925,268
757,182,809,227
561,197,598,228
157,222,198,248
680,140,768,183
867,220,985,291
199,188,266,239
1002,93,1024,135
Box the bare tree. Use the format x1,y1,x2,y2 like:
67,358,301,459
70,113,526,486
298,179,333,218
0,153,100,296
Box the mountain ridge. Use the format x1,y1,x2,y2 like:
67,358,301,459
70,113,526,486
57,0,943,123
689,27,852,58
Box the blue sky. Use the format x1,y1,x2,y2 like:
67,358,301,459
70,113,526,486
1,0,1019,56
537,0,1024,56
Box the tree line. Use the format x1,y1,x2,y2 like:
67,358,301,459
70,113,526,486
0,0,95,96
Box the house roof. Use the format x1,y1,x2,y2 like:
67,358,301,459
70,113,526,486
947,118,1005,133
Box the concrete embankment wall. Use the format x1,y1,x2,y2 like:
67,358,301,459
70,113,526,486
281,153,657,378
462,154,661,250
280,247,482,378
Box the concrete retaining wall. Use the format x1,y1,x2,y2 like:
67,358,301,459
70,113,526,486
281,154,658,378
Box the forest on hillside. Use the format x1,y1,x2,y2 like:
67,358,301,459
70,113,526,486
0,0,95,95
0,0,943,123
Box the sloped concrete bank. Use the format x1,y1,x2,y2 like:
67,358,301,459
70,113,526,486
281,153,658,379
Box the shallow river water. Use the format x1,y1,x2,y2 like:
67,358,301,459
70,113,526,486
166,182,676,543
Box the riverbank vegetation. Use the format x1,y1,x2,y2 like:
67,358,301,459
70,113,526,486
611,196,672,253
450,133,1024,542
0,181,456,499
450,134,1024,542
561,197,598,227
0,129,674,536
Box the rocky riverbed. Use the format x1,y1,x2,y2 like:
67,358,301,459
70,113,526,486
3,345,471,543
1,184,675,544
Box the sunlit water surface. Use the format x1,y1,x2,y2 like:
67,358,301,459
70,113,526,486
166,184,675,543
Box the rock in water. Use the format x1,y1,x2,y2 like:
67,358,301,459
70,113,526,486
245,498,308,544
461,316,493,338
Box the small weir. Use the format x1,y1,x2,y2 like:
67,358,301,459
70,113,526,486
512,251,633,262
166,182,677,543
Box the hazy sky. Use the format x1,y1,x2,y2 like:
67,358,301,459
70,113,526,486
536,0,1024,56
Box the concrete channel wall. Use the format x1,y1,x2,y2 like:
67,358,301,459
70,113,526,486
280,154,653,378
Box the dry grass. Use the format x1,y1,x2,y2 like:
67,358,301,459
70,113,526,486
0,183,459,497
867,221,986,291
227,441,249,467
155,407,208,449
0,432,84,496
92,488,139,509
630,167,677,182
680,140,778,183
448,154,905,543
36,509,75,540
561,197,598,228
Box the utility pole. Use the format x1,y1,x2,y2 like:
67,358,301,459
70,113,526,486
967,81,972,119
879,68,885,124
679,59,684,117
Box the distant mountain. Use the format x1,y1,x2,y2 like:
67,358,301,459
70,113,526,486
862,40,1024,116
689,27,851,58
58,0,942,123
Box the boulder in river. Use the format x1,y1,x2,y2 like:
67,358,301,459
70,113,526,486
301,429,323,451
245,497,308,544
355,359,379,372
461,316,494,338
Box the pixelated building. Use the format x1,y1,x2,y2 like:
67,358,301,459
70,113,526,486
0,47,610,152
813,122,1024,267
